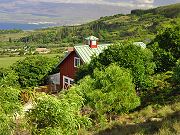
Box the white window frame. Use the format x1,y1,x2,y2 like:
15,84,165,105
92,40,97,45
74,57,80,67
63,76,74,89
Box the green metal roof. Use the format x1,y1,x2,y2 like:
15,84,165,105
85,36,99,41
74,44,110,63
133,42,146,48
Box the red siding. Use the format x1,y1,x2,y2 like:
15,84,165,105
59,51,82,89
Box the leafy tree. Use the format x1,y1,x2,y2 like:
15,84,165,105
77,42,155,89
77,64,140,117
155,26,180,59
148,26,180,72
27,89,91,135
149,42,176,72
12,56,58,88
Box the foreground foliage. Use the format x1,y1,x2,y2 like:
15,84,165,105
0,86,22,135
27,90,91,135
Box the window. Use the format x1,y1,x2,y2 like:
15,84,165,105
70,80,74,84
63,76,74,89
74,57,80,67
92,40,97,45
64,78,68,83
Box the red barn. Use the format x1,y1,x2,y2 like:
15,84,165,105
59,36,110,89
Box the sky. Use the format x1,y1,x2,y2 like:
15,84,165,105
0,0,179,8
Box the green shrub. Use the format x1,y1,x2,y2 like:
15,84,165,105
27,89,91,135
12,56,58,88
78,64,140,117
0,68,19,87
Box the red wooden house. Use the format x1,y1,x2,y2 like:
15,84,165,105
59,36,110,89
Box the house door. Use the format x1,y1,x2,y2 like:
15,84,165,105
63,76,74,89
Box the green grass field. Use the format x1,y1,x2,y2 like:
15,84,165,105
0,54,62,68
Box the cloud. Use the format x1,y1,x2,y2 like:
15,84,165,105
135,0,154,4
132,0,155,8
11,0,155,8
22,0,156,9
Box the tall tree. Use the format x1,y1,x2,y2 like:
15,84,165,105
148,25,180,72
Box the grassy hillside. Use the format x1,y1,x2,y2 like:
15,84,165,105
0,3,179,48
94,101,180,135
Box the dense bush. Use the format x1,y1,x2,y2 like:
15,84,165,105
77,64,140,117
0,68,19,87
27,89,91,135
12,56,58,88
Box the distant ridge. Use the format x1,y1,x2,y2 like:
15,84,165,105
131,3,180,18
1,3,180,45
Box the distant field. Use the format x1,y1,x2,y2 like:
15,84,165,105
0,54,62,68
0,31,31,42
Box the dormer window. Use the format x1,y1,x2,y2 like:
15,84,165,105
74,57,80,67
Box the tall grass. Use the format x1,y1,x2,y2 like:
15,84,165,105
96,102,180,135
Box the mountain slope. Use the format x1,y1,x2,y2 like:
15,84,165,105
1,3,180,47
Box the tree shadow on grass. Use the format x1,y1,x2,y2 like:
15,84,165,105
96,111,180,135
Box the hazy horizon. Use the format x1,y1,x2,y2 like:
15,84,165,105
0,0,179,29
